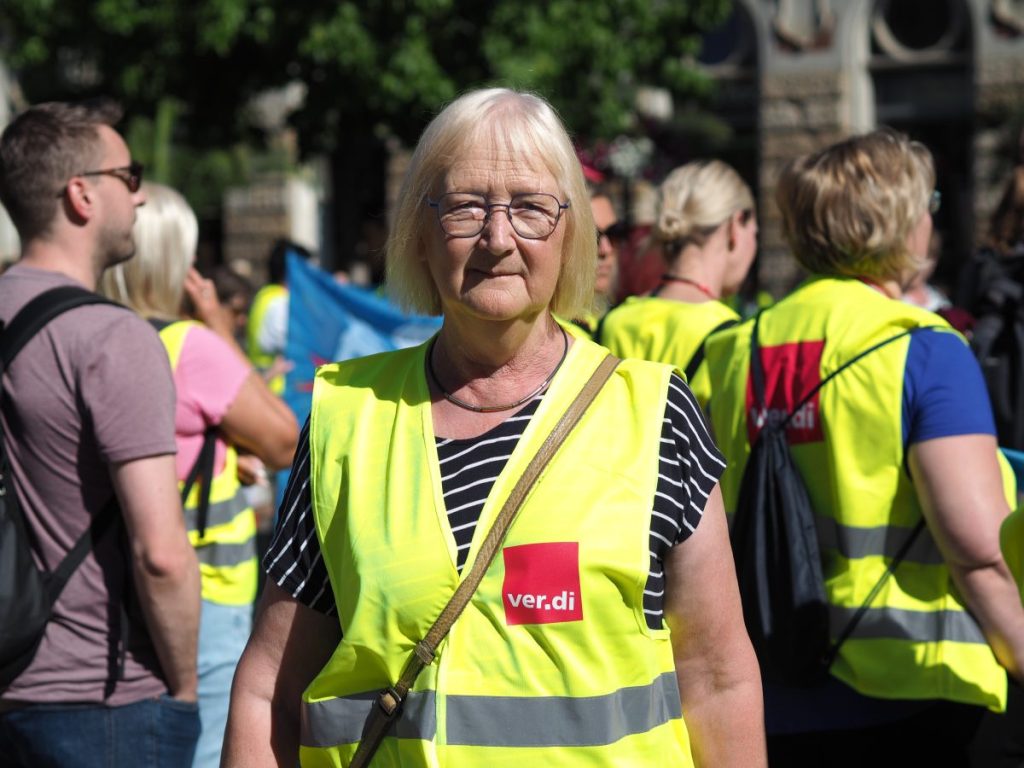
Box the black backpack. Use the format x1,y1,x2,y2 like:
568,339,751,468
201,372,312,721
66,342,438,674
0,286,122,689
961,247,1024,451
731,313,926,686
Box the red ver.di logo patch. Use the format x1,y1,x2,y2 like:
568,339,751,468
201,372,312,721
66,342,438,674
502,542,583,626
746,339,826,446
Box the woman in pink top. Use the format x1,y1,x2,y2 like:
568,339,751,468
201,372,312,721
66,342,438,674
100,183,298,768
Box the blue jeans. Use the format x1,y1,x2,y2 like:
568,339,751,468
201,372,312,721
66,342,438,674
0,694,200,767
194,600,252,768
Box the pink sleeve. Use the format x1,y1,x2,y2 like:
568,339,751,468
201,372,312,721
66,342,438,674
173,325,253,479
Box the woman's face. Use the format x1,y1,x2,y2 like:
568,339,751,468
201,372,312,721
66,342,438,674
423,141,567,325
906,209,934,262
724,210,758,296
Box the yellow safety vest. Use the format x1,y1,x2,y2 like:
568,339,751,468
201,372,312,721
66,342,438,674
158,320,258,606
599,296,738,407
246,283,287,395
301,336,693,767
706,276,1014,712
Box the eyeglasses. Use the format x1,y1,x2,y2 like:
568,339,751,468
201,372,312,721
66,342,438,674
427,192,569,239
929,190,941,215
79,162,144,193
595,221,629,246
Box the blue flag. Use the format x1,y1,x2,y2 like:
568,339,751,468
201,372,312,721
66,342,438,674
283,252,442,425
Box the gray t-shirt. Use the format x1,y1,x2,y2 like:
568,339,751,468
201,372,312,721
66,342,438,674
0,263,178,705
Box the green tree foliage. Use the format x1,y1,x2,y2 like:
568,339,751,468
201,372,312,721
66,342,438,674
1,0,731,151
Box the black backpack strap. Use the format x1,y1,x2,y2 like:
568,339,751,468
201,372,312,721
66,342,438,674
780,327,926,431
749,311,768,411
45,496,121,602
0,286,119,370
749,312,932,424
684,318,738,382
181,428,217,540
822,517,926,668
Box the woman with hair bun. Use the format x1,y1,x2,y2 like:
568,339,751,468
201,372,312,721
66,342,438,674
597,160,758,407
100,182,299,768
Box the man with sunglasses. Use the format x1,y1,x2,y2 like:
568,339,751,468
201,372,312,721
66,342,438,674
0,102,200,767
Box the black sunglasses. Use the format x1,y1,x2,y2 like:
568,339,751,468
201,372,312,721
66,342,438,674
595,221,629,245
77,162,144,193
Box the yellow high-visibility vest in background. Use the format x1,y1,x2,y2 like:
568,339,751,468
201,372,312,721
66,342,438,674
301,337,693,767
158,320,258,606
706,276,1013,712
246,283,287,395
600,296,738,407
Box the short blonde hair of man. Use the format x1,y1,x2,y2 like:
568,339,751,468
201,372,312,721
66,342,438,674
776,128,935,282
100,182,197,318
654,159,754,250
386,87,595,317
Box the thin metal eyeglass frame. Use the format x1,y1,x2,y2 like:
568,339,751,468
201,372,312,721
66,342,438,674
426,193,570,239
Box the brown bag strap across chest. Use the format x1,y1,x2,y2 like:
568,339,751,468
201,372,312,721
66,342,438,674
349,352,620,768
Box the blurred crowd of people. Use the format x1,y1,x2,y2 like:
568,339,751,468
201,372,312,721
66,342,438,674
0,89,1023,768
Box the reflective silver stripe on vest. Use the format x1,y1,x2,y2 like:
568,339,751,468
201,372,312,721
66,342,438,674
446,671,681,748
817,519,944,565
194,538,257,568
301,672,681,750
183,493,249,533
832,604,987,645
301,690,436,747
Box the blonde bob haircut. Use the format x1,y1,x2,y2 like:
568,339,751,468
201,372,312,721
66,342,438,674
100,182,198,319
386,87,595,317
654,159,754,251
776,128,935,281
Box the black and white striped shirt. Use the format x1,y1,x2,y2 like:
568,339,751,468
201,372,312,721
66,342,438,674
264,373,725,630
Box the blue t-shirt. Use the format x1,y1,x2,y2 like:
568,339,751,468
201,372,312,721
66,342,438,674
768,328,998,734
902,328,995,446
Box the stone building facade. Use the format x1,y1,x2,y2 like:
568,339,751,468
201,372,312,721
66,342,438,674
705,0,1024,296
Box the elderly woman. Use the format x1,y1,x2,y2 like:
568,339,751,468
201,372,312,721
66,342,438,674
705,129,1024,766
100,183,299,768
222,88,764,767
598,160,758,407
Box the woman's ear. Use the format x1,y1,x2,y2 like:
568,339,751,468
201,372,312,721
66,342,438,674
727,213,741,252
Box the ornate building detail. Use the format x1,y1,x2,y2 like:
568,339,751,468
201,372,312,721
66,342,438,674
871,0,968,61
772,0,835,51
992,0,1024,35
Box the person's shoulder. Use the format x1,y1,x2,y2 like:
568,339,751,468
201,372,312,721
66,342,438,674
68,301,153,339
178,320,236,356
907,325,971,363
600,295,684,342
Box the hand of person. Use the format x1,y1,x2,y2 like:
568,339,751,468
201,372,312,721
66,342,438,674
170,685,199,704
184,267,234,339
236,453,269,487
264,355,294,382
